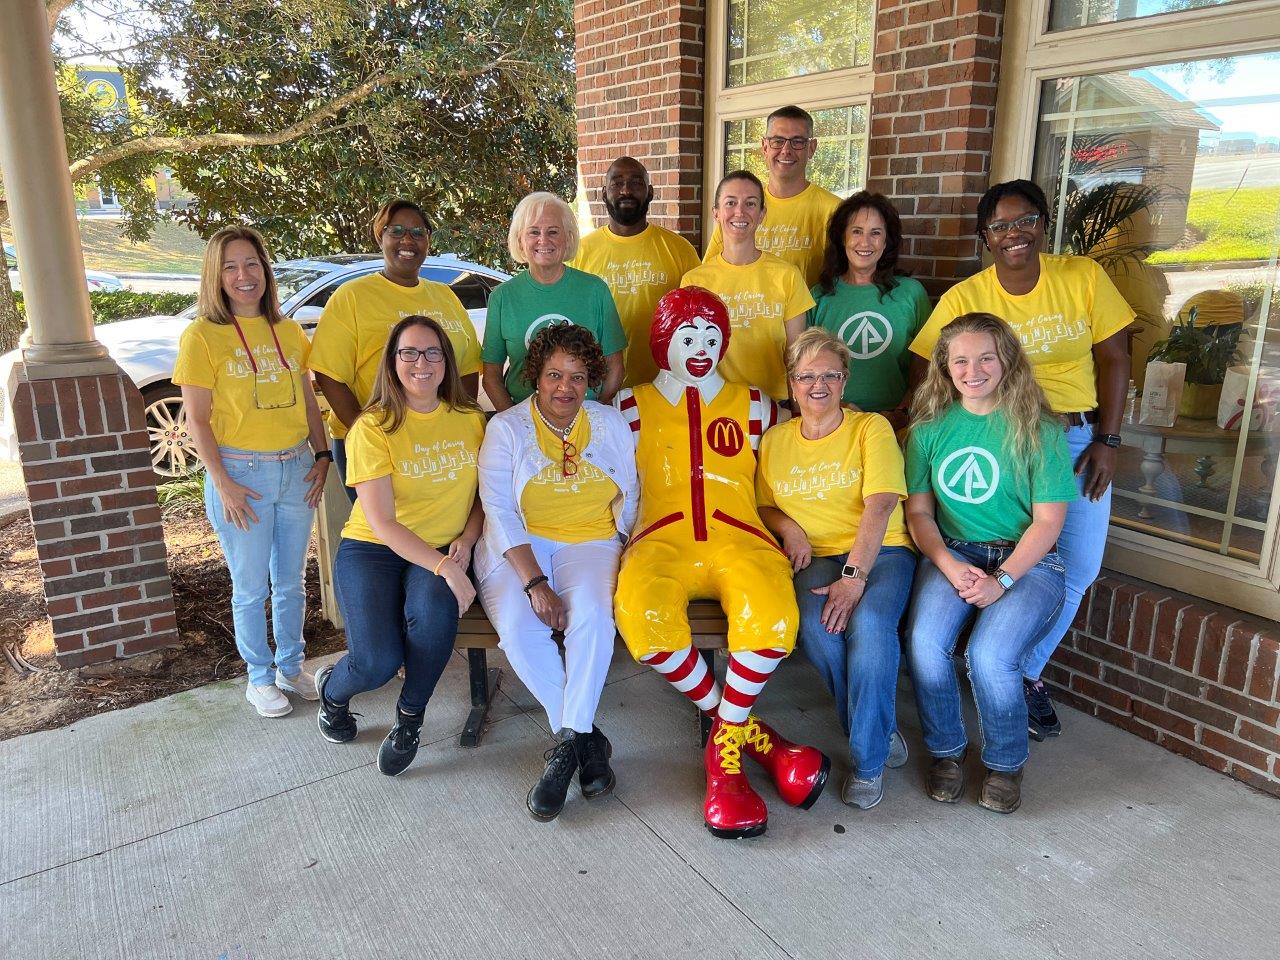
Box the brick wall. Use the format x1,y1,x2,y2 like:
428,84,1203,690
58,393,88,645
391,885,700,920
11,373,178,668
1050,575,1280,798
866,0,1004,296
574,0,705,244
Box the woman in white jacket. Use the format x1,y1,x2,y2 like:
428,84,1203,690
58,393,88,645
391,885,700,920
476,323,638,822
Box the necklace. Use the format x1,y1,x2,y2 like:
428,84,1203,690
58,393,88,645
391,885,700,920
532,397,579,439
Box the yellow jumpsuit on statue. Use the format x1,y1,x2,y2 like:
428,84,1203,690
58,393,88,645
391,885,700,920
614,381,798,658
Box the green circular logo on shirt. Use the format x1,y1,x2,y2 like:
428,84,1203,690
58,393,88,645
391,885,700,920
524,313,574,348
837,311,893,360
938,446,1000,504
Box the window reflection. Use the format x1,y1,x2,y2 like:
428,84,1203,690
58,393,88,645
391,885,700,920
726,0,873,87
1048,0,1242,32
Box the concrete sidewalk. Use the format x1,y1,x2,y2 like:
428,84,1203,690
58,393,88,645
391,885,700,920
2,645,1276,960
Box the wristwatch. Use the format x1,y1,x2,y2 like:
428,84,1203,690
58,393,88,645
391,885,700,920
1094,433,1122,448
314,449,334,462
841,563,867,582
994,568,1015,591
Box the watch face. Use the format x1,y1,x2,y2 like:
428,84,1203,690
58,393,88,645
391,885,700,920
997,572,1014,589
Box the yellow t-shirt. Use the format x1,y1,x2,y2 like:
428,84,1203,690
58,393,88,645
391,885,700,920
308,272,481,439
570,223,701,387
340,403,485,548
681,253,815,400
704,182,841,287
757,410,912,556
173,316,311,452
909,254,1135,413
521,411,619,543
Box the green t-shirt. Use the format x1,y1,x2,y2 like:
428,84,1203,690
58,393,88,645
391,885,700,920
808,276,930,412
481,266,627,403
905,404,1078,543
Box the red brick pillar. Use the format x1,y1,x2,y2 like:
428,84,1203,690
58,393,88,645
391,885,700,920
574,0,706,244
12,371,178,668
867,0,1004,295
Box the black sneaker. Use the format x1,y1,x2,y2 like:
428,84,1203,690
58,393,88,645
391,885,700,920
378,706,424,777
527,737,579,821
574,726,616,800
315,664,358,744
1024,678,1062,741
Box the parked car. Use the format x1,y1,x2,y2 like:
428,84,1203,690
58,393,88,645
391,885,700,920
5,242,125,293
0,254,509,477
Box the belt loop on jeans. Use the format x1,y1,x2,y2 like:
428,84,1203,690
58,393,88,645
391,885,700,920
1061,409,1099,428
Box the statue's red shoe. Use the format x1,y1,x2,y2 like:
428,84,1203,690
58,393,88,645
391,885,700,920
704,717,768,839
740,715,830,809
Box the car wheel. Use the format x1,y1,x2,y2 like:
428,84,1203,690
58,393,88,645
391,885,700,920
143,384,202,479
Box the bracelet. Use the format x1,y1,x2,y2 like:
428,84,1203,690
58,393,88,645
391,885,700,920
433,556,450,576
522,574,548,596
313,449,334,463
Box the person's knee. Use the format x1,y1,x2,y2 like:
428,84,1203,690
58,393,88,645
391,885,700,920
965,638,1018,685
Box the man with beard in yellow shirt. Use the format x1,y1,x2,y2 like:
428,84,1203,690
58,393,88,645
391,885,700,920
571,157,701,387
704,105,841,287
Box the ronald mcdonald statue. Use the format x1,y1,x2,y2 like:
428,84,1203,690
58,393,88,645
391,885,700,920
614,286,829,839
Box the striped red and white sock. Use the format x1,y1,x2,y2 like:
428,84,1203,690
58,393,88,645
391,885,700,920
718,649,786,724
641,645,720,713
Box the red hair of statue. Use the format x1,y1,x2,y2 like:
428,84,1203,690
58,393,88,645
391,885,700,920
649,286,733,371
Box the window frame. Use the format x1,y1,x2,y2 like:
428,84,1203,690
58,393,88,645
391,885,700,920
992,0,1280,619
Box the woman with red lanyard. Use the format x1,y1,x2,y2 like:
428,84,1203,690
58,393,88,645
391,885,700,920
175,226,331,718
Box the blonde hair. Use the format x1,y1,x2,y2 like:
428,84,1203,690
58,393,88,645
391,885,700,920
197,226,284,326
363,316,481,435
507,192,579,264
786,327,850,379
909,312,1055,460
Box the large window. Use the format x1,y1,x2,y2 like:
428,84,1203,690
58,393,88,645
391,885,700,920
726,0,873,86
996,0,1280,616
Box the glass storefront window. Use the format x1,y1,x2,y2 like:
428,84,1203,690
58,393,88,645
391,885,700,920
726,0,873,87
1048,0,1242,31
723,104,868,196
1032,50,1280,568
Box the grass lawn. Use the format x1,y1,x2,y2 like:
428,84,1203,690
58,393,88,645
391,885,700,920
78,218,206,274
1149,185,1280,265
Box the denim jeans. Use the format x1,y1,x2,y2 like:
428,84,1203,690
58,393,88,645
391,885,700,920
205,443,315,687
1023,423,1112,679
331,437,357,503
795,546,916,779
326,538,459,713
905,539,1066,772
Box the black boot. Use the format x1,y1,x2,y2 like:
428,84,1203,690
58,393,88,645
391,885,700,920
574,726,616,800
527,736,579,821
377,705,424,777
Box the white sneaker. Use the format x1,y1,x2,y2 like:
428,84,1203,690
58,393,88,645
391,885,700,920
247,682,293,717
276,668,319,701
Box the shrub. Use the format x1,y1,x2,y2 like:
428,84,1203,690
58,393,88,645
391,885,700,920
11,290,196,326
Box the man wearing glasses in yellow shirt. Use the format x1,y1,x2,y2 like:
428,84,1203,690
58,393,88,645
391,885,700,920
703,105,841,287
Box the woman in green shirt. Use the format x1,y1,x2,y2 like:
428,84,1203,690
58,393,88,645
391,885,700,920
903,312,1076,815
809,191,929,431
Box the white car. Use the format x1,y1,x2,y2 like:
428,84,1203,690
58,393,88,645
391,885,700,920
0,254,508,477
5,242,125,293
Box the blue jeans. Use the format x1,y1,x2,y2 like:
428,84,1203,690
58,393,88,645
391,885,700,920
326,538,459,713
1024,423,1111,679
331,437,357,503
795,546,916,779
906,540,1066,772
205,443,315,687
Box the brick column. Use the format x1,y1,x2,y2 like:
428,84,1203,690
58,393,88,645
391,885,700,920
574,0,706,244
12,372,178,668
867,0,1004,296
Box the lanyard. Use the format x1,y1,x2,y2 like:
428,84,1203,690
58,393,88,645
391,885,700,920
230,317,292,375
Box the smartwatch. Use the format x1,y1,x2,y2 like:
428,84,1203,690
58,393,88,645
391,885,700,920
994,568,1015,591
1094,433,1122,449
314,449,334,463
841,563,866,582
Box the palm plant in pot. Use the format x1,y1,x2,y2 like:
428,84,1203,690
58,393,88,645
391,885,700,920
1146,305,1242,419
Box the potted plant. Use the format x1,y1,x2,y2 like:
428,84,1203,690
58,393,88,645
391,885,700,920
1146,305,1243,419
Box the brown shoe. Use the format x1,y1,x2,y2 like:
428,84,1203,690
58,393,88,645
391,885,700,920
978,767,1024,814
926,751,967,803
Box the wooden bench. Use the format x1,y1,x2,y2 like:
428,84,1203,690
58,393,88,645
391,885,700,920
455,599,730,747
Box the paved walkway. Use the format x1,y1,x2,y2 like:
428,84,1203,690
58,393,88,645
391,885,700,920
3,645,1276,960
0,459,26,524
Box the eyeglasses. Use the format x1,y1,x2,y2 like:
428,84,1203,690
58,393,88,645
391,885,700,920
790,371,847,387
229,317,298,411
396,346,444,363
764,135,812,150
984,213,1042,236
561,439,579,479
383,224,429,240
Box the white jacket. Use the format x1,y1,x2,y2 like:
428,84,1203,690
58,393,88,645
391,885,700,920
475,398,639,582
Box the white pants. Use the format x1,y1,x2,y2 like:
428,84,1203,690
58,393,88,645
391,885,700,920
478,533,621,734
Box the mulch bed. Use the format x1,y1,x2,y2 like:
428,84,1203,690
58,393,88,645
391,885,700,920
0,503,346,741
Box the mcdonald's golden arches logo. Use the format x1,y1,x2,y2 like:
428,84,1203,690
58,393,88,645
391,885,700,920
706,417,744,458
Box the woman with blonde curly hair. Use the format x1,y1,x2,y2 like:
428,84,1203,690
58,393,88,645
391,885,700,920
903,312,1077,814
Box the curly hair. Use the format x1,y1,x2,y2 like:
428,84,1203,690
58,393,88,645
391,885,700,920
522,323,607,391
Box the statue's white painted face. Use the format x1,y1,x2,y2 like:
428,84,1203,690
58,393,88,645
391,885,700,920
663,317,724,387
